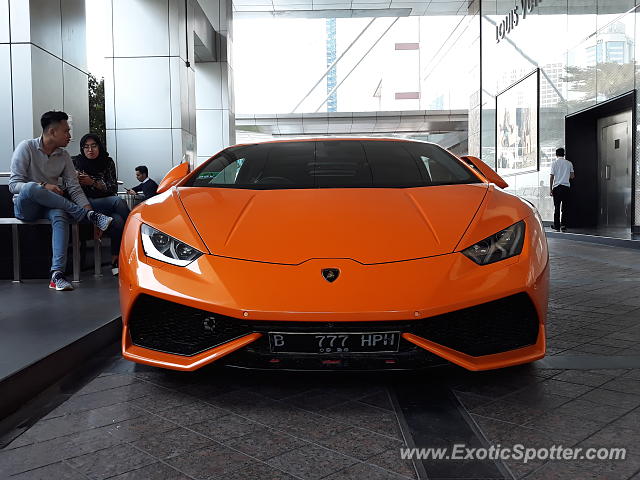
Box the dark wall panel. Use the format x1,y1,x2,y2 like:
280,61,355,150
565,92,635,228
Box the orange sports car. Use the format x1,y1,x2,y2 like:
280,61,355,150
119,139,548,371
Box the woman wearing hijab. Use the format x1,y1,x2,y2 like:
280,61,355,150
72,133,130,275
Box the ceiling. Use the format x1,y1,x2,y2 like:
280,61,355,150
232,0,470,18
236,109,467,135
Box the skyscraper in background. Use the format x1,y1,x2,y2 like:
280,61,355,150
326,18,337,112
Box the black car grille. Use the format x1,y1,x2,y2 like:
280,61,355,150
128,295,252,356
128,293,539,358
410,293,539,356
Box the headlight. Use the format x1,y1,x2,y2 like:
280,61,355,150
140,224,203,266
462,221,525,265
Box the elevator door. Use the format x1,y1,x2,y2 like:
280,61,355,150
597,111,632,228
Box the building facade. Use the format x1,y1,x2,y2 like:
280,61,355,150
104,0,234,186
1,0,234,190
2,0,639,237
1,0,89,167
477,0,639,234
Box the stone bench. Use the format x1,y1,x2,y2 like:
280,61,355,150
0,218,103,282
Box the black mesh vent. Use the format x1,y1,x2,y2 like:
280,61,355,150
128,293,539,358
410,293,539,356
128,295,252,356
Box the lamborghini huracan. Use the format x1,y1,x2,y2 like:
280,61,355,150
119,139,549,371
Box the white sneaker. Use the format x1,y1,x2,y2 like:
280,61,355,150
49,271,74,291
88,210,113,232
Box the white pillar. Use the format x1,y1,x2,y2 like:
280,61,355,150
105,0,197,188
0,0,88,172
197,0,234,166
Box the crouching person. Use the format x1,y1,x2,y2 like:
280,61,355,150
9,111,113,290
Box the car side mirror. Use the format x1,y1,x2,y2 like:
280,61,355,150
460,155,509,189
156,162,190,194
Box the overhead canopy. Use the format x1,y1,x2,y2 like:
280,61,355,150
236,110,467,135
232,0,470,18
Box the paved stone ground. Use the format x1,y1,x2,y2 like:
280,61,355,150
545,238,640,357
1,237,640,480
0,367,412,480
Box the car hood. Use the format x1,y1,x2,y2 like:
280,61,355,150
177,184,488,264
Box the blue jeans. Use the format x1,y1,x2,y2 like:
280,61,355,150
88,196,130,256
14,182,88,273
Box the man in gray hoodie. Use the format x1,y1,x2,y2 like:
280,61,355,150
9,111,113,291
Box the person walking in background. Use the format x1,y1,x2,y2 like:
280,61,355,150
550,147,575,232
9,111,113,290
73,133,130,276
127,165,158,199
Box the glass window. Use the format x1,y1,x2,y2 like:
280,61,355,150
402,142,480,186
360,141,424,187
606,41,625,63
186,140,480,189
207,158,244,184
314,140,370,187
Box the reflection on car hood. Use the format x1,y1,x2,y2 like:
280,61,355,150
177,184,488,264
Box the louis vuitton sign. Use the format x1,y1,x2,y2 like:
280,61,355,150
496,0,541,44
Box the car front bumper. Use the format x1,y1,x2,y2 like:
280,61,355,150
120,215,548,371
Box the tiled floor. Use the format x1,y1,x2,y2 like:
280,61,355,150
2,237,640,480
1,368,412,480
545,238,640,357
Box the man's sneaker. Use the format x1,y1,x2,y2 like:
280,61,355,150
111,260,119,276
87,210,113,232
49,271,74,291
560,226,567,232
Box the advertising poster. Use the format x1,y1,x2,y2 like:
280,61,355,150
496,70,539,175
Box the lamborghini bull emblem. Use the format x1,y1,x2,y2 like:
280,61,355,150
322,268,340,283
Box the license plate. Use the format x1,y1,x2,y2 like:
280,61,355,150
268,331,400,354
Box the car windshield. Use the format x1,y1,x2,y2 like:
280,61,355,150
185,140,481,189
